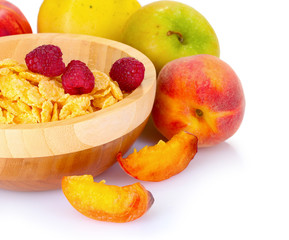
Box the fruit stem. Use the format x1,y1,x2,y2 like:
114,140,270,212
196,109,203,117
167,30,184,43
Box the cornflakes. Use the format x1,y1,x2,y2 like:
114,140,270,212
0,72,45,107
0,58,18,67
32,106,41,123
0,97,22,116
38,79,65,102
9,64,27,73
0,68,10,76
91,70,110,93
92,93,118,109
14,112,38,124
110,80,123,101
51,103,59,122
0,58,126,124
19,71,50,84
92,87,111,99
59,95,93,120
0,108,14,124
41,100,53,122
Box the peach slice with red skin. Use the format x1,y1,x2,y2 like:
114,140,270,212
117,131,198,182
62,175,154,223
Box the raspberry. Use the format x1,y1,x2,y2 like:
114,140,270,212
61,60,95,95
25,44,65,77
109,57,145,92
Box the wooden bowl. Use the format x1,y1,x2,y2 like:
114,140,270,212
0,33,156,191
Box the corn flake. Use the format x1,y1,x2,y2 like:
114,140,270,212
0,58,18,67
92,93,117,109
0,73,45,107
51,103,59,122
59,95,93,120
0,108,14,124
0,68,11,76
9,64,27,73
110,80,123,100
38,79,65,102
41,101,53,123
32,107,41,123
13,112,39,124
91,70,110,93
19,71,50,84
0,97,22,116
92,87,111,99
16,100,32,113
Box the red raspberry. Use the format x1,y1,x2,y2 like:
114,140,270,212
61,60,95,95
25,44,65,77
109,57,145,92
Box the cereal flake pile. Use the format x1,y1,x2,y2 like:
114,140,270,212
0,58,123,124
0,44,145,125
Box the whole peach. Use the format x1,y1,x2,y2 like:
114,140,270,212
151,54,245,147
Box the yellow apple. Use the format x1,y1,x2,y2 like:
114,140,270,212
37,0,141,41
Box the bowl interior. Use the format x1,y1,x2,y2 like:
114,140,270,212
0,33,156,158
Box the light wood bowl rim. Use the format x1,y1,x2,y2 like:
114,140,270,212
0,33,156,130
0,33,156,158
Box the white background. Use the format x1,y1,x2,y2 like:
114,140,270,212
1,0,289,239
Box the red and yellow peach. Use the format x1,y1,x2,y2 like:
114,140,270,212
151,54,245,147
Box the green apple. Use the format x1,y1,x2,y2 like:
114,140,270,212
121,1,220,72
37,0,141,42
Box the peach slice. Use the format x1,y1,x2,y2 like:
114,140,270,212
62,175,154,223
117,131,198,181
